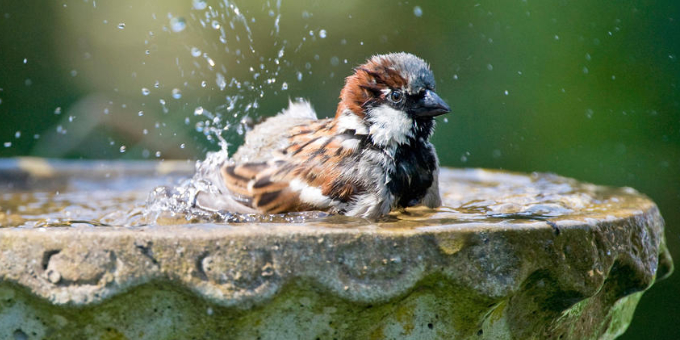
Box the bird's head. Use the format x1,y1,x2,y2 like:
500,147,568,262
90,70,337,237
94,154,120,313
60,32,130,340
335,53,450,146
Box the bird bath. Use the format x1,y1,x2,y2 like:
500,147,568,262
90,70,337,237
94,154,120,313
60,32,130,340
0,157,672,340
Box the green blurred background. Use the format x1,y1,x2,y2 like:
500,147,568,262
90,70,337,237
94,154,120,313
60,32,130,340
0,0,678,338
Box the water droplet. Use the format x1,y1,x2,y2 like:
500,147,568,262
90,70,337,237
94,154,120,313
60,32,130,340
504,90,509,95
582,66,589,74
330,56,340,66
154,81,160,88
138,111,144,116
585,108,594,119
281,82,288,90
319,29,327,38
585,53,591,61
14,131,21,138
170,17,186,32
142,88,150,96
119,145,126,153
216,73,226,90
487,64,493,71
54,107,62,115
193,0,207,10
23,58,27,64
191,47,201,57
118,23,126,29
201,80,207,88
211,20,220,29
413,6,423,17
453,74,459,80
143,129,149,135
3,142,11,148
296,72,303,81
194,106,204,116
70,70,78,77
180,143,186,149
155,151,161,157
443,118,449,123
172,88,182,99
554,35,559,40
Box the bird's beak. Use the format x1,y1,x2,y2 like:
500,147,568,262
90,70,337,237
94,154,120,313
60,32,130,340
412,89,451,117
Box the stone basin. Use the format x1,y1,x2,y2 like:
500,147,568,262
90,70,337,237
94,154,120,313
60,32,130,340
0,158,672,340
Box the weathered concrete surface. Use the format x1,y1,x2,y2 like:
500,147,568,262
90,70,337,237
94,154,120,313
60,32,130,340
0,159,672,340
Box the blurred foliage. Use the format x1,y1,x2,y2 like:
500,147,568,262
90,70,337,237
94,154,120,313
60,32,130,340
0,0,678,338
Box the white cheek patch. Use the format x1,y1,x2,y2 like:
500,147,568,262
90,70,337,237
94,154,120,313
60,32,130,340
336,111,369,135
367,105,414,147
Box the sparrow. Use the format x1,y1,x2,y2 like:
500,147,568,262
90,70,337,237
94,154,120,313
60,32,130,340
194,52,451,219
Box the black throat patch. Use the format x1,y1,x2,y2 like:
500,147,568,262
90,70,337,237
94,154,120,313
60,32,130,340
387,136,438,208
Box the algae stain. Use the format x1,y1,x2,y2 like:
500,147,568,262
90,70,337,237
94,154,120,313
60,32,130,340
0,287,16,300
369,325,385,340
489,299,507,323
435,234,467,255
394,303,416,335
100,327,127,340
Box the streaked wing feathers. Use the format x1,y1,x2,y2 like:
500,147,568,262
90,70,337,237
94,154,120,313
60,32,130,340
221,160,303,213
221,119,367,214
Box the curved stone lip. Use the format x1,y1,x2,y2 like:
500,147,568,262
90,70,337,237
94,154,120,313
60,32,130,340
0,199,670,308
0,157,672,309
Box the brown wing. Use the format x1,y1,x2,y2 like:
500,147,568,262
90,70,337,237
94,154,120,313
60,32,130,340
221,121,366,214
221,160,304,214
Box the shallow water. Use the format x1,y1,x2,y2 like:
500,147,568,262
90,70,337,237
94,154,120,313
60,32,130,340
0,157,646,229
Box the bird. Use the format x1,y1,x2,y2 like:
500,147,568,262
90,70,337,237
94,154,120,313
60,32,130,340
193,52,451,219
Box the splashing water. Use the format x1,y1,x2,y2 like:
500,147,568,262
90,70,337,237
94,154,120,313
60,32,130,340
143,150,329,223
170,0,294,151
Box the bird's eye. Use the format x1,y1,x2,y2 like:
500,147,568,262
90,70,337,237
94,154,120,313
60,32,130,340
389,90,403,103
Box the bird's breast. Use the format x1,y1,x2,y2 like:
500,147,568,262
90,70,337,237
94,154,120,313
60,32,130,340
387,142,438,207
